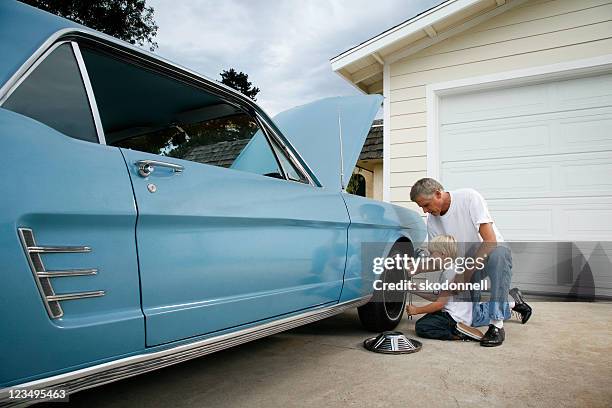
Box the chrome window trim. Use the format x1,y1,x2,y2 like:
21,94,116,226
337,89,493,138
270,136,307,184
0,27,320,185
0,295,371,405
71,42,107,144
253,114,289,181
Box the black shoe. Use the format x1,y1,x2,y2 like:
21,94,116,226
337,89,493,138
480,324,505,347
509,287,533,324
512,302,532,324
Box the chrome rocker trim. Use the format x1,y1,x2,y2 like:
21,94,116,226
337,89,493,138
0,295,371,406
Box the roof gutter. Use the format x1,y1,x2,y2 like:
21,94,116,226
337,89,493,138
330,0,482,72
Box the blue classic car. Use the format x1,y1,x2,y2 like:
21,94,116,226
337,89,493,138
0,1,425,402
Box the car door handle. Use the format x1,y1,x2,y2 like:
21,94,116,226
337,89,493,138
135,160,184,177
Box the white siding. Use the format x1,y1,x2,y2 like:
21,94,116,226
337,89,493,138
388,0,612,206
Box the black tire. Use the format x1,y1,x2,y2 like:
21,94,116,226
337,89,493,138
358,241,413,332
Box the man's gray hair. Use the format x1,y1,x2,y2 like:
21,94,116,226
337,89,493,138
410,178,444,201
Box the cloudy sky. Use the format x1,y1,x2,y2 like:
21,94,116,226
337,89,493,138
146,0,444,116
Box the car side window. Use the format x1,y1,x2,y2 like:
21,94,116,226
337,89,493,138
2,43,98,143
78,45,285,179
269,138,308,183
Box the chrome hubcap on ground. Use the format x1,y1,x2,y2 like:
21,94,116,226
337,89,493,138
363,331,422,354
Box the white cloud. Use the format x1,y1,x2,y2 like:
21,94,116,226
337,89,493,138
146,0,444,115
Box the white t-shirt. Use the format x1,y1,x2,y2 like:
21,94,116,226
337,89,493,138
440,265,472,325
427,188,503,257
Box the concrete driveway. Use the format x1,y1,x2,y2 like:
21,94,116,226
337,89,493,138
66,302,612,408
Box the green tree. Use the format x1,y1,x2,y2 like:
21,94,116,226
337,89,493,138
220,68,260,101
19,0,159,51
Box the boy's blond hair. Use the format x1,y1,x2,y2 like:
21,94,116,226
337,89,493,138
428,235,458,259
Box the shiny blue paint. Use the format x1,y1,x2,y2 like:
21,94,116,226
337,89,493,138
273,95,384,191
120,149,350,346
340,194,427,302
0,1,82,87
0,109,144,386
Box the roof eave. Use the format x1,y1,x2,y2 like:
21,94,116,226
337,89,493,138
330,0,485,71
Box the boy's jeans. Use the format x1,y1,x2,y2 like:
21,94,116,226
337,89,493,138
470,245,513,327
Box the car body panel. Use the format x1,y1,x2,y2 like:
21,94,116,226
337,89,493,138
0,108,144,386
272,95,383,191
120,149,350,346
340,194,427,302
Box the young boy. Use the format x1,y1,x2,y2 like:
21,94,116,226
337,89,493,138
405,235,477,341
406,235,533,341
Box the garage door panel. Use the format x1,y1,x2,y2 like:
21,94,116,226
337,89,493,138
565,209,612,235
486,197,612,241
440,83,549,124
510,242,571,285
440,123,550,162
442,151,612,199
441,73,612,124
441,109,612,162
559,113,612,151
572,243,612,290
491,209,554,239
556,73,612,110
561,160,612,193
442,164,552,198
509,241,612,297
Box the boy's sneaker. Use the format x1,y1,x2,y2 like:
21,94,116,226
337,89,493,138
509,287,533,324
456,322,484,341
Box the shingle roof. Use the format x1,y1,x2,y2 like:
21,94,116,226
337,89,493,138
359,119,383,161
182,138,250,168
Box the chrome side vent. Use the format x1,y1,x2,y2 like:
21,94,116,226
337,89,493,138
18,228,105,319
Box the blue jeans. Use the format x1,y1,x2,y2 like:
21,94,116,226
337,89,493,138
470,246,513,327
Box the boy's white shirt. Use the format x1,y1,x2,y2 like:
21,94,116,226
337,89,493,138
439,264,472,326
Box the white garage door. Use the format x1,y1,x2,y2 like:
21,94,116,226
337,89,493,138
438,73,612,296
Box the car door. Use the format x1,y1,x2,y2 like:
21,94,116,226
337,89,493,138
78,44,349,346
0,42,143,386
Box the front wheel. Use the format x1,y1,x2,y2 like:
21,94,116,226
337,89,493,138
358,241,412,332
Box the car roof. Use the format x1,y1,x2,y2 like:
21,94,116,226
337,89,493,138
0,1,82,88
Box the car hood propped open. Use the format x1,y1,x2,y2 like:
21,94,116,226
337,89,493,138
273,95,383,191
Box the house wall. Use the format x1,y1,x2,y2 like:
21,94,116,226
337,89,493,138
388,0,612,210
372,162,383,201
